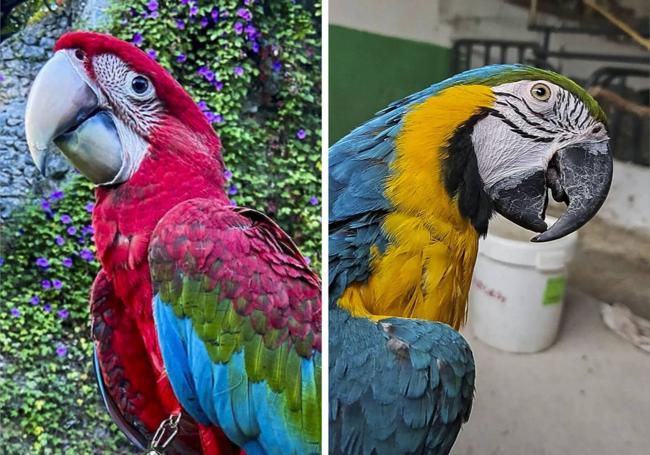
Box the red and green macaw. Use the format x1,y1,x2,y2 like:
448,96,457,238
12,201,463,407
25,32,321,455
329,65,612,454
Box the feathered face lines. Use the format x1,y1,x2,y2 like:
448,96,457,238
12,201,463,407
91,53,163,139
472,79,609,189
487,80,606,151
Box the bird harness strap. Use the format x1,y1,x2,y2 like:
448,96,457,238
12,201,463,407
139,412,181,455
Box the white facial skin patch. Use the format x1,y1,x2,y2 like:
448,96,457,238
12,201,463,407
472,80,609,189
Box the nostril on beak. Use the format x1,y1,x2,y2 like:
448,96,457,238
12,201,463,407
592,125,602,134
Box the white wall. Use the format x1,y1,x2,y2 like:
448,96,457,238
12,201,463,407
330,0,450,45
600,159,650,233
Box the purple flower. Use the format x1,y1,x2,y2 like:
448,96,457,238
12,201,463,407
57,308,69,320
80,249,95,261
176,53,187,63
224,170,233,180
296,128,306,140
43,304,52,313
176,19,186,30
309,196,319,206
251,42,260,53
82,225,94,235
212,114,224,124
189,5,198,16
85,202,94,213
10,308,20,317
237,8,252,21
0,257,4,267
180,0,189,4
0,73,4,82
41,199,51,212
245,25,257,38
67,226,77,235
55,344,67,357
229,199,237,206
197,66,209,75
204,70,215,82
60,214,72,224
41,280,51,289
211,8,219,21
244,0,253,5
272,60,282,72
147,49,157,60
30,295,40,305
201,111,219,124
62,257,73,268
52,279,63,289
36,257,49,269
55,235,65,246
228,184,238,195
233,66,244,76
197,100,208,111
200,17,209,28
233,22,244,34
304,256,311,265
147,0,158,12
213,80,224,91
49,190,64,201
132,32,143,46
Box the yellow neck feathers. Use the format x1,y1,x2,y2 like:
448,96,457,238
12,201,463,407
337,85,496,329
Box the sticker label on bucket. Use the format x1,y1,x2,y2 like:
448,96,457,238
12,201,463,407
543,277,566,306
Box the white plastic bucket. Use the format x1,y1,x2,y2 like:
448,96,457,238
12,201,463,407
468,215,578,353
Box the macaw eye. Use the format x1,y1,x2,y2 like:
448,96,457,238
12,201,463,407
74,49,86,61
131,75,150,95
531,83,551,101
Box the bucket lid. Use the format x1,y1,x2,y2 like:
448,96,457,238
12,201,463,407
479,215,578,271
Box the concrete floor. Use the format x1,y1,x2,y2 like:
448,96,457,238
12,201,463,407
455,288,650,455
568,218,650,319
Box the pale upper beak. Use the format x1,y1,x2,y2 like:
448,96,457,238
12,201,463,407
25,50,124,185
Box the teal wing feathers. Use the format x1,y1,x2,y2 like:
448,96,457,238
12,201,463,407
329,307,475,455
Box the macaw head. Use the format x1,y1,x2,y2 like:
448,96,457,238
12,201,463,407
25,31,221,186
430,65,612,242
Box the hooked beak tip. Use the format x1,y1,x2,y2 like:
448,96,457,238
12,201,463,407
489,141,612,243
533,141,612,242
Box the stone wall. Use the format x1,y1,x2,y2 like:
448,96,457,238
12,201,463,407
0,1,93,221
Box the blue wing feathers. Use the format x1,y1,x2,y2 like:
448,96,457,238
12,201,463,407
228,356,259,440
329,308,475,455
153,296,211,424
155,293,320,455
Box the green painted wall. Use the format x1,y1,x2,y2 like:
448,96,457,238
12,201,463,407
329,26,452,144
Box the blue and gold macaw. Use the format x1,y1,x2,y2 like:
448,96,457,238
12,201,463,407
329,65,613,454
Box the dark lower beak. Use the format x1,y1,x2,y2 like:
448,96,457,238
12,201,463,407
489,141,613,242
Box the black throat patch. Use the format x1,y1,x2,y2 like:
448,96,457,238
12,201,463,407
442,110,494,235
